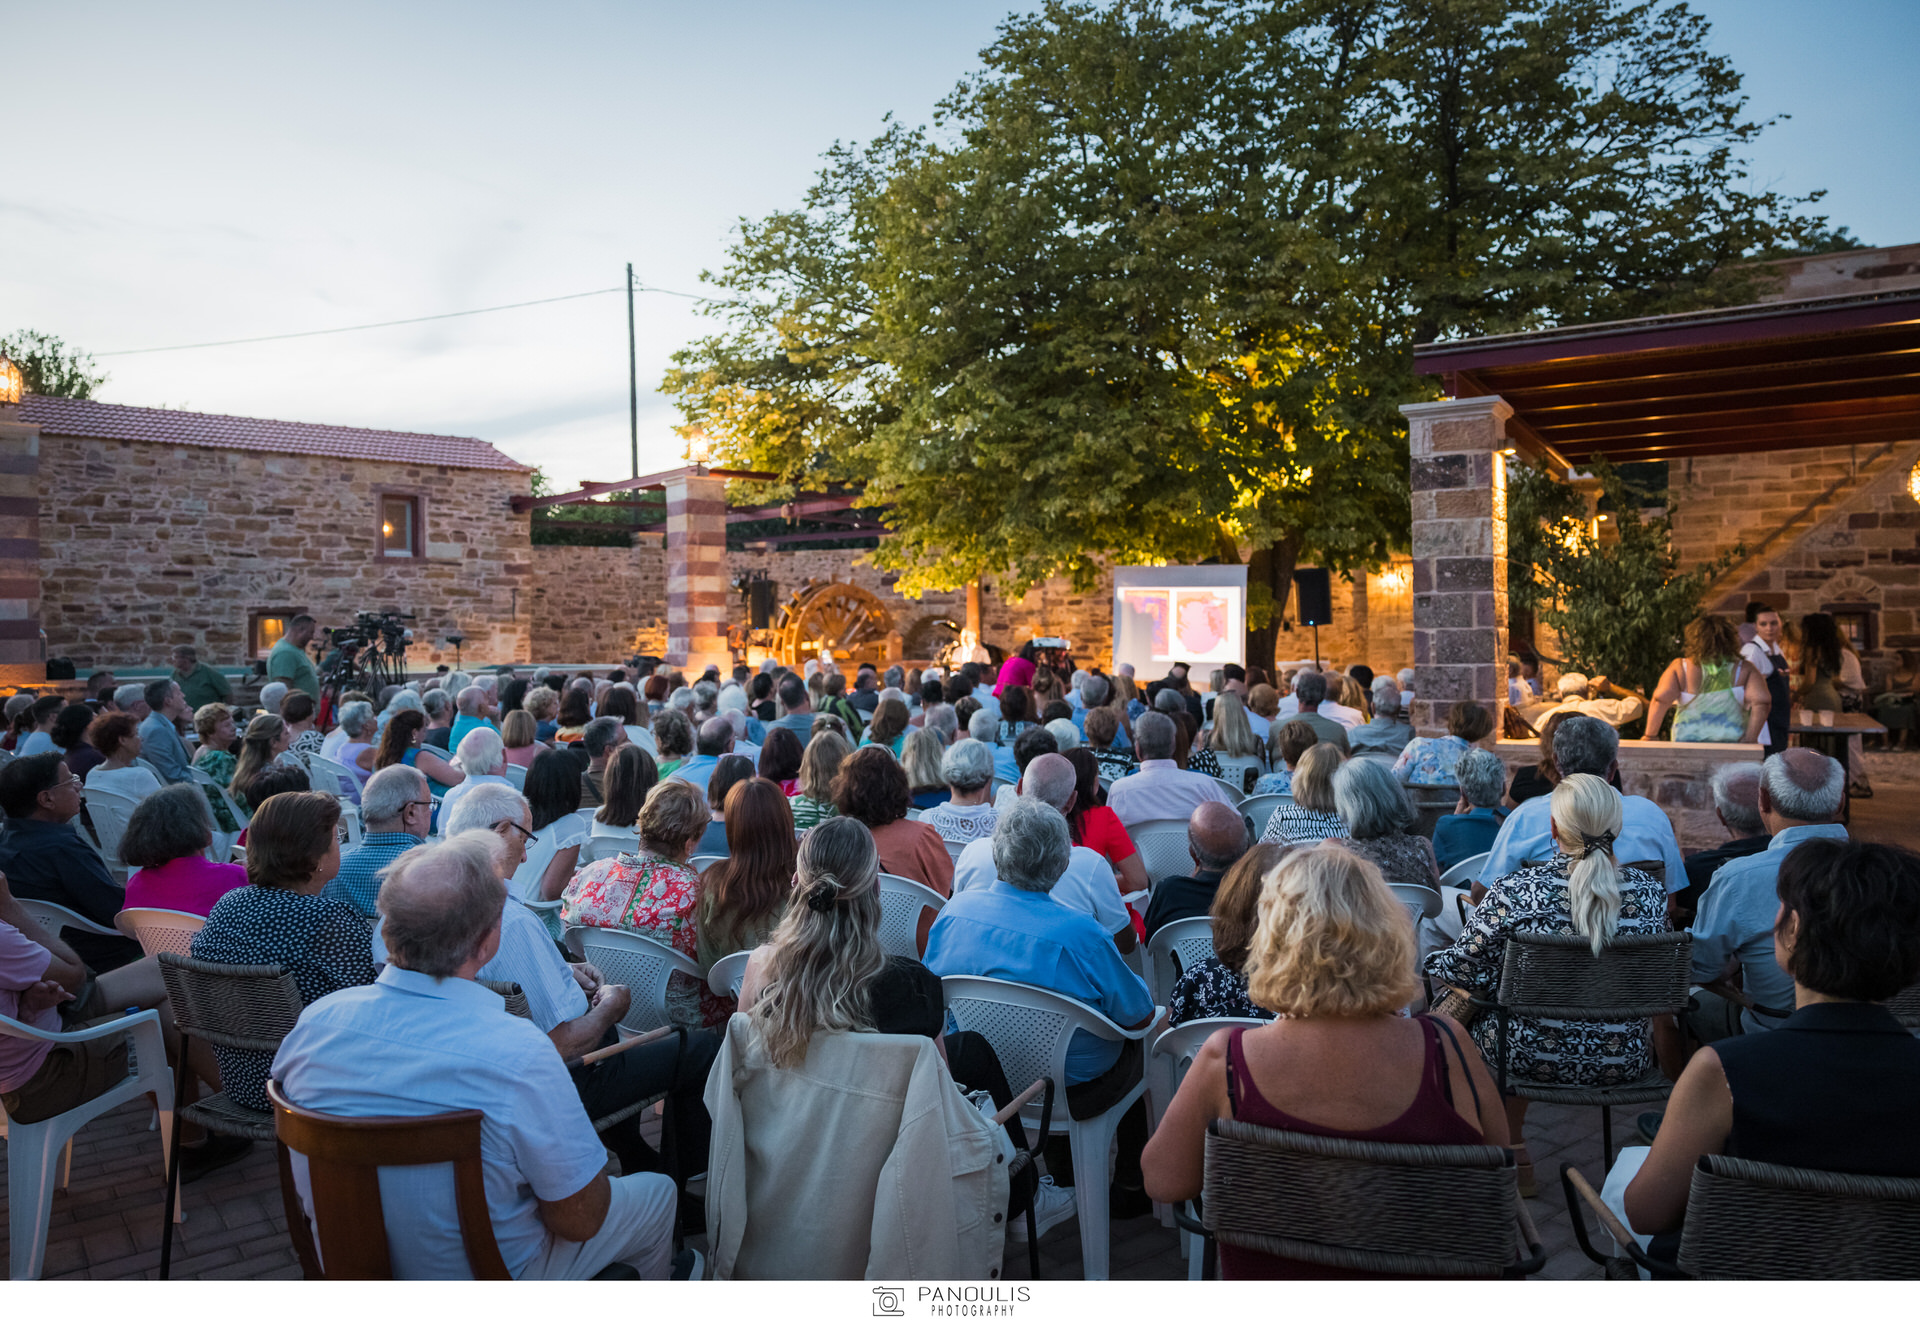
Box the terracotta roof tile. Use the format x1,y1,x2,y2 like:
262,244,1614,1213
19,394,533,473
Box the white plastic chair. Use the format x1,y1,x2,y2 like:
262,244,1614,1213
1146,1016,1268,1278
1127,819,1195,883
1438,850,1491,888
189,765,250,827
707,949,751,999
509,825,564,902
876,872,946,961
581,832,638,864
1388,882,1443,923
307,754,361,802
689,854,727,874
904,807,922,821
15,898,122,944
523,896,566,941
572,807,599,832
1208,777,1246,806
1145,916,1215,1009
1237,792,1292,840
563,925,701,1036
114,907,206,959
2,1007,176,1278
991,776,1016,799
942,837,969,863
502,762,528,790
80,782,142,881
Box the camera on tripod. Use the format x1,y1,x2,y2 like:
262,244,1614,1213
318,611,416,696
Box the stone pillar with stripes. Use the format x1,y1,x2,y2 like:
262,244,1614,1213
0,405,41,686
663,468,731,675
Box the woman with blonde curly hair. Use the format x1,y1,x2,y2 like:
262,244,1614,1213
1143,844,1507,1277
1639,612,1770,743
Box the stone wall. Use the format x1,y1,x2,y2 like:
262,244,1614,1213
40,436,535,670
1670,440,1920,678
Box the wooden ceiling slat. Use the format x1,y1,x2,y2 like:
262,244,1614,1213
1555,427,1920,462
1496,351,1920,412
1466,325,1920,393
1551,411,1920,454
1529,381,1920,432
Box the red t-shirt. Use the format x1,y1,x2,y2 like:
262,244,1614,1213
1075,804,1137,869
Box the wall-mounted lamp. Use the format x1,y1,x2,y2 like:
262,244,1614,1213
0,355,22,406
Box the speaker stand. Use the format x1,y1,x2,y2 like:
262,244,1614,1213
1312,623,1320,669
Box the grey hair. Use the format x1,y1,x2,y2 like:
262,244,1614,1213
443,781,531,837
361,764,429,830
377,835,507,979
941,738,995,792
717,684,748,713
1455,747,1506,809
692,679,719,711
1551,715,1618,779
1020,753,1077,810
422,688,452,717
453,726,506,778
1372,685,1402,717
1293,671,1328,706
1081,674,1110,707
118,783,215,867
1397,668,1416,687
1134,710,1176,760
1709,762,1765,835
337,701,376,739
884,665,905,689
1761,751,1846,823
968,707,999,742
923,704,958,745
1152,688,1186,714
583,716,625,758
1333,755,1418,839
385,689,424,717
112,683,146,710
1044,717,1081,751
668,686,698,713
992,797,1072,892
258,681,289,714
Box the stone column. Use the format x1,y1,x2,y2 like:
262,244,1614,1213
0,407,42,686
1401,397,1513,740
663,469,730,675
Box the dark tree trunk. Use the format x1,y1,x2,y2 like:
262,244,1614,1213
1246,534,1302,680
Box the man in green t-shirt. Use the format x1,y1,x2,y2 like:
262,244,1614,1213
169,644,232,711
268,614,321,701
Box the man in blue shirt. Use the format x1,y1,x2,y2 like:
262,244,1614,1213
666,718,732,794
1692,748,1850,1037
449,685,498,752
137,679,195,784
766,676,816,747
324,765,431,916
926,797,1157,1216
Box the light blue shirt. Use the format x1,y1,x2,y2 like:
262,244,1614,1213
1691,823,1849,1034
138,711,194,784
271,965,607,1279
370,898,587,1033
925,881,1153,1084
17,730,55,758
667,753,720,793
1482,791,1687,894
989,743,1021,786
448,714,497,754
438,773,513,824
768,712,815,746
322,832,421,917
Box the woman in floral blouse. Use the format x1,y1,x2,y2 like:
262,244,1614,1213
561,778,715,1029
190,703,243,832
1167,843,1286,1026
1390,699,1494,787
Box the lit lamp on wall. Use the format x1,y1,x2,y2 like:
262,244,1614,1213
1909,458,1920,505
683,428,713,469
1376,565,1411,596
0,354,22,409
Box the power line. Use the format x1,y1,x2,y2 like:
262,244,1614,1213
96,280,725,357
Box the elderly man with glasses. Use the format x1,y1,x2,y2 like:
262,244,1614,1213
0,752,143,970
322,764,434,918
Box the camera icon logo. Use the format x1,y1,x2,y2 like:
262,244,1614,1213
872,1287,906,1316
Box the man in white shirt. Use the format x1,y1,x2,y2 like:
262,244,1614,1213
953,753,1135,951
1740,603,1791,752
1105,711,1234,831
1480,715,1686,893
273,834,687,1280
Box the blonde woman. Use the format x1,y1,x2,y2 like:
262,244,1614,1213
1258,743,1348,846
1424,772,1667,1190
1640,613,1769,744
899,727,949,809
1143,844,1507,1278
790,729,850,831
1200,691,1266,792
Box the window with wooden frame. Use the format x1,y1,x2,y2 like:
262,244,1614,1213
379,493,424,558
249,611,298,660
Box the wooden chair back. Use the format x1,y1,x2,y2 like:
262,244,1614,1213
265,1078,510,1280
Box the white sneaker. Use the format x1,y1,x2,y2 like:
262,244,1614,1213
1007,1176,1077,1243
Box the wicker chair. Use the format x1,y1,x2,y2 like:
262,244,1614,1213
1471,930,1693,1169
1883,979,1920,1033
1562,1154,1920,1279
154,953,305,1279
1179,1118,1544,1278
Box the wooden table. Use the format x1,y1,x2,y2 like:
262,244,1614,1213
1789,713,1886,806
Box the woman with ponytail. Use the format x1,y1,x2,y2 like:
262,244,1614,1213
1425,772,1668,1190
227,714,291,808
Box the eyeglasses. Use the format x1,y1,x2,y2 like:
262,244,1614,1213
403,798,434,814
496,818,537,843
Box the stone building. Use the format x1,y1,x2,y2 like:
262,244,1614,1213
14,395,535,678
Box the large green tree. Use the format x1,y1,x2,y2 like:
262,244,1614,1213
667,0,1832,667
0,330,106,399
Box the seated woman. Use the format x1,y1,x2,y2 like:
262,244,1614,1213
1619,838,1920,1253
1432,747,1509,872
371,708,465,798
600,683,657,756
831,745,953,896
228,714,291,811
900,728,950,810
809,712,851,744
995,684,1037,748
920,739,997,845
500,708,543,769
523,684,562,742
790,729,850,831
696,777,797,1020
590,742,658,850
1143,844,1507,1278
517,749,588,902
552,685,593,744
859,697,911,756
1424,773,1667,1191
54,702,104,782
1640,613,1770,744
438,727,510,820
1084,706,1136,782
84,712,164,802
563,778,713,1029
282,692,325,766
756,725,804,794
189,791,376,1110
1391,699,1494,787
121,783,249,917
1332,755,1440,892
1259,744,1348,846
331,701,379,798
190,702,244,832
1166,842,1288,1026
1062,747,1149,897
651,708,694,780
1251,720,1318,797
1201,692,1267,793
697,755,757,857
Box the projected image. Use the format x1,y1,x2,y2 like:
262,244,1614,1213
1118,586,1240,664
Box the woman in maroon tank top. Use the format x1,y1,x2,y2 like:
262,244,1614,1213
1143,843,1508,1279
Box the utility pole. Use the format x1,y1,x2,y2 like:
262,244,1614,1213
627,262,640,529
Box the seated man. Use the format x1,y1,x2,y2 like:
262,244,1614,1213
954,753,1133,951
274,832,690,1280
0,753,141,969
137,679,195,784
1677,762,1770,920
448,685,497,752
991,726,1059,810
1105,711,1234,830
1268,672,1353,753
1515,672,1646,731
1480,716,1686,897
926,798,1158,1217
1431,747,1510,872
1143,800,1248,943
578,717,630,806
1348,684,1414,757
1691,749,1848,1036
109,682,151,722
665,717,727,795
323,765,432,917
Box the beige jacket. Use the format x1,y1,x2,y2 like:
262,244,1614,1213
704,1015,1009,1280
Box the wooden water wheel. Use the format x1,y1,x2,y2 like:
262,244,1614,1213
771,580,895,669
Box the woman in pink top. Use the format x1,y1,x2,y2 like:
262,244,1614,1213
120,784,248,917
